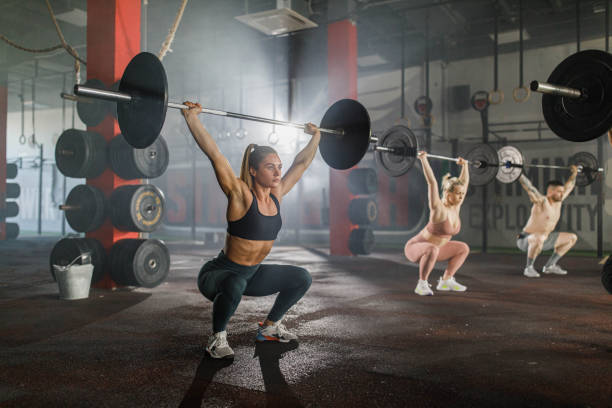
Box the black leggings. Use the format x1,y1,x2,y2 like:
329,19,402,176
198,251,312,333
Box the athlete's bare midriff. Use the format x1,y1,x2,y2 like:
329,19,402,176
418,229,451,247
224,234,273,266
523,198,562,235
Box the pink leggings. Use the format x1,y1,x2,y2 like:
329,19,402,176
404,234,470,281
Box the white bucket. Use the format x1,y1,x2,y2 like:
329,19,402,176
53,253,94,300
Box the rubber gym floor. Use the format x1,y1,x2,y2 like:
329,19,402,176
0,238,610,408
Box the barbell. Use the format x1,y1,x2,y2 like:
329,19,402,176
368,124,604,187
70,52,378,170
530,49,612,142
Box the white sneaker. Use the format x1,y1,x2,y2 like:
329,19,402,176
436,276,467,292
414,280,434,296
523,266,540,278
542,264,567,275
206,331,234,359
256,320,298,343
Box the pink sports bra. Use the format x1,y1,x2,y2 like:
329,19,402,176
425,218,461,239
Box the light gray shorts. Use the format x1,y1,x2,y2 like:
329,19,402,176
516,231,560,253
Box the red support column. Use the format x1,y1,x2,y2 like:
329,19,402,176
328,20,358,255
0,84,7,240
86,0,141,288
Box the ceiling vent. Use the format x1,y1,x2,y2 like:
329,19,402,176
235,0,318,36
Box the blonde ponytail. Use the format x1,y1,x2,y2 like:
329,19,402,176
240,144,257,190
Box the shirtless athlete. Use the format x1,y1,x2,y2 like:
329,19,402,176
516,166,579,278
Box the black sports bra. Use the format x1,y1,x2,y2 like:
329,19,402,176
227,190,282,241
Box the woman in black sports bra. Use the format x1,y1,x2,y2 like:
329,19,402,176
182,101,320,359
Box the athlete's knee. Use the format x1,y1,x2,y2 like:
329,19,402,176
528,234,546,247
219,275,247,304
294,267,312,289
457,242,470,255
426,245,440,258
567,233,578,245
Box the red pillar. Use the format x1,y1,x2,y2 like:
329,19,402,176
86,0,141,288
328,20,358,255
0,84,6,240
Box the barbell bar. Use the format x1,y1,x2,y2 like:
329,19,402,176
73,84,345,137
530,81,582,99
500,159,603,173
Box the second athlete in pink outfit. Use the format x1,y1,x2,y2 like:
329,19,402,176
404,151,470,296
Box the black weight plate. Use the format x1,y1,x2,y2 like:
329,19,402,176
84,129,108,179
77,79,109,127
348,198,378,225
65,184,106,232
319,99,371,170
118,52,168,148
568,151,600,186
109,134,141,179
471,91,490,112
6,183,20,199
133,135,169,178
542,50,612,142
348,228,375,255
602,255,612,294
55,129,90,178
110,184,165,232
55,129,107,178
49,237,106,283
464,143,499,186
5,222,19,239
347,168,378,195
3,201,19,218
110,239,170,288
6,163,17,179
375,125,418,177
110,134,168,179
132,239,170,288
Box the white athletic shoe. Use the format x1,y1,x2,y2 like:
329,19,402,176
523,266,541,278
414,280,434,296
206,331,234,359
436,276,467,292
542,265,568,275
256,320,298,343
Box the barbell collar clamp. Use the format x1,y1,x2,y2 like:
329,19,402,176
530,81,582,99
74,85,344,136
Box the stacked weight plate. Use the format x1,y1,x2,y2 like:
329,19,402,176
109,184,165,232
55,129,107,179
63,184,107,232
110,239,170,288
108,134,169,179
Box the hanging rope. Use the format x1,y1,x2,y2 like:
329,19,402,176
43,0,87,65
158,0,189,61
0,34,63,53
